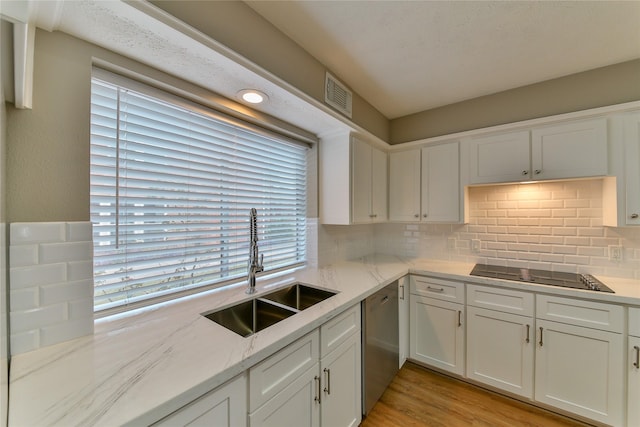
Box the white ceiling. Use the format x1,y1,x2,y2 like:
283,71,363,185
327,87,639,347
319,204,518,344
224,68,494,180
246,1,640,119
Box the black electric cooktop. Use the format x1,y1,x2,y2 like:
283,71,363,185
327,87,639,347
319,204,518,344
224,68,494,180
470,264,614,293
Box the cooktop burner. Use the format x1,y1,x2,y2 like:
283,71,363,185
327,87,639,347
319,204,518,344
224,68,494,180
470,264,614,293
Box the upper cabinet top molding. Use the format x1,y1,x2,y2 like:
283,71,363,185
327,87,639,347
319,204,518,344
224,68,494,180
390,100,640,151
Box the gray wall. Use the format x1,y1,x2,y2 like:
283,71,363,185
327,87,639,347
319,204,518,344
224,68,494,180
390,59,640,144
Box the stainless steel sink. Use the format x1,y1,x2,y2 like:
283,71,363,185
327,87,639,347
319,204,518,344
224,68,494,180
262,283,337,311
203,298,296,338
203,283,337,337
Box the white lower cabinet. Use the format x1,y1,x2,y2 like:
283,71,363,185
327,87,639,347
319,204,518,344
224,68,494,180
409,277,465,375
320,334,361,427
534,295,624,427
153,373,247,427
466,306,534,398
628,307,640,427
249,304,361,427
249,364,320,427
465,285,535,398
398,276,409,368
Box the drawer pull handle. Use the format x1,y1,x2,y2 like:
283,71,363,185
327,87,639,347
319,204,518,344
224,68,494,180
522,170,529,176
324,368,331,395
634,346,640,369
539,327,544,347
314,375,321,403
400,284,405,300
457,310,462,327
526,324,530,343
631,213,639,219
427,286,444,292
534,169,541,175
414,214,420,218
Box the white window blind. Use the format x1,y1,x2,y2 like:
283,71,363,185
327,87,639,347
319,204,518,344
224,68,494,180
90,73,307,313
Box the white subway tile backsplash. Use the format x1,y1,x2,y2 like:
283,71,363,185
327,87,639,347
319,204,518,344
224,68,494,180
10,288,39,311
40,279,93,306
9,221,94,355
40,318,93,347
66,222,93,241
10,244,38,267
10,264,67,289
10,330,40,355
373,179,640,279
39,241,93,264
10,304,67,334
10,223,65,244
67,260,94,281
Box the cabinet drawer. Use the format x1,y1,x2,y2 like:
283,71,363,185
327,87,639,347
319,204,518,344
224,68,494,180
249,330,319,411
320,304,361,357
630,307,640,337
410,276,464,302
467,284,534,316
536,295,623,333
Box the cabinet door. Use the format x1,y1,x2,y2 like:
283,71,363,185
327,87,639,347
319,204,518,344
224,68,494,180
421,142,460,222
371,146,388,222
398,276,409,368
531,118,608,180
351,138,373,223
629,336,640,427
154,373,247,427
534,319,623,426
249,364,320,427
409,295,464,375
320,334,361,427
389,149,421,221
466,307,534,398
624,112,640,225
467,130,530,184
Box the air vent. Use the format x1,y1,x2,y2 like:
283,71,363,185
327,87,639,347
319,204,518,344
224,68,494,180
325,73,352,118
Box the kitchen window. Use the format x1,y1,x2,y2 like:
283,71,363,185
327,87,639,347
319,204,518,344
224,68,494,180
90,69,307,313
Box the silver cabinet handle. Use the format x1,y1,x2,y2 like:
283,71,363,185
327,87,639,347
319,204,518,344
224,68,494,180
427,286,444,292
323,368,331,395
634,346,640,369
522,170,529,175
423,214,428,217
314,375,321,403
534,169,541,175
369,214,378,218
414,214,419,218
539,327,544,346
631,213,639,219
457,310,462,327
526,324,530,343
399,284,405,300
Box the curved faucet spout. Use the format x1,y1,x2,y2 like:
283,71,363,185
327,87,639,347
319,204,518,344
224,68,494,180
246,208,264,294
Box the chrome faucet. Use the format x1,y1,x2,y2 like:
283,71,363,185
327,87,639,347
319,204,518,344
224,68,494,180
246,208,264,294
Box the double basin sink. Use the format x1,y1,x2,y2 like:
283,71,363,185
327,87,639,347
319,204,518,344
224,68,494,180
203,283,337,337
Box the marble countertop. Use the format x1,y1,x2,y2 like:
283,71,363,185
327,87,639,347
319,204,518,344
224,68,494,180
8,255,640,426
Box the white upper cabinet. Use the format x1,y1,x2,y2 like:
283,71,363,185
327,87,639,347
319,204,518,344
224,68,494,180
388,149,421,221
604,111,640,227
467,118,608,184
531,118,608,180
389,141,461,223
320,132,387,224
421,142,460,222
467,130,531,184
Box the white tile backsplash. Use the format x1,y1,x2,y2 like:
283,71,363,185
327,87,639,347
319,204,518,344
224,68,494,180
374,179,640,279
9,222,94,355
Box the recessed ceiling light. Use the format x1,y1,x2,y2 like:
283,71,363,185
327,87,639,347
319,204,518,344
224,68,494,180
238,89,268,104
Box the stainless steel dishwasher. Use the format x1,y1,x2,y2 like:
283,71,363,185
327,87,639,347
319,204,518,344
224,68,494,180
362,280,399,416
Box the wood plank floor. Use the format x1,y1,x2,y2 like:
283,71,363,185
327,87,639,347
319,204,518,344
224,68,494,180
361,362,593,427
